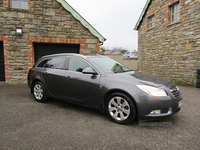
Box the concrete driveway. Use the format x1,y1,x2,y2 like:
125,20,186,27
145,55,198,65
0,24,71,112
0,84,199,150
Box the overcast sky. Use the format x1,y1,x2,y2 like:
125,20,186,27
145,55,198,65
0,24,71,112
66,0,147,51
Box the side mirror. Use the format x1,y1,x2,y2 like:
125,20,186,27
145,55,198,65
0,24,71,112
82,67,97,75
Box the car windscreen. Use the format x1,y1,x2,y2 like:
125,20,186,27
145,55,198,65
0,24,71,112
88,57,132,73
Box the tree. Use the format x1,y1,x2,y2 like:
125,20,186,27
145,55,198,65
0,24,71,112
121,49,128,54
100,46,106,53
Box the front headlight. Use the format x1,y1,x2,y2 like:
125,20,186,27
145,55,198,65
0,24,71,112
136,85,168,97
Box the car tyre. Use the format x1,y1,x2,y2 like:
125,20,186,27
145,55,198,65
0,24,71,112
32,81,47,102
106,93,136,124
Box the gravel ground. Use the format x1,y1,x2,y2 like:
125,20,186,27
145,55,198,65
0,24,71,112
0,84,199,150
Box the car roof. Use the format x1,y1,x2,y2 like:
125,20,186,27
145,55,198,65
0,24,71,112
41,53,107,59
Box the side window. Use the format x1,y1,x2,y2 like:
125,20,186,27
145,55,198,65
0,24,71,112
36,59,51,68
50,57,66,70
166,1,181,25
148,15,155,29
68,57,91,72
10,0,28,9
146,10,156,30
170,2,180,23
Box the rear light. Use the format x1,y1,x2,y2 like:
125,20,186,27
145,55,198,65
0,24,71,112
28,68,33,73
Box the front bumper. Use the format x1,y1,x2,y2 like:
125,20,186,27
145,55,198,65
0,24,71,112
134,86,182,121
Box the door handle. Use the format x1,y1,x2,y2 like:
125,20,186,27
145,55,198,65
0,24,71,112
65,76,71,80
44,72,49,75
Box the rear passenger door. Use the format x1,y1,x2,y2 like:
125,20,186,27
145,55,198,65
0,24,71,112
42,57,67,97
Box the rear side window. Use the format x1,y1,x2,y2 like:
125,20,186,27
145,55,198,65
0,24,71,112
50,57,66,70
36,59,51,68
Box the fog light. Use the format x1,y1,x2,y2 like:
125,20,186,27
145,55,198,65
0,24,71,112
168,107,172,113
150,110,161,115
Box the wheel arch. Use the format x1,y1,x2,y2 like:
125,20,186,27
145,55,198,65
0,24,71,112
102,89,138,116
31,79,43,93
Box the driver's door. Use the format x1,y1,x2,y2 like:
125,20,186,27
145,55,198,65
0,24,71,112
63,57,100,105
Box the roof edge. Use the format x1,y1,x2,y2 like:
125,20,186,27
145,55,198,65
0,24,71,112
56,0,106,43
134,0,152,30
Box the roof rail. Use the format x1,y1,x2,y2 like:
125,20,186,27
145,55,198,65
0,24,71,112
42,53,85,58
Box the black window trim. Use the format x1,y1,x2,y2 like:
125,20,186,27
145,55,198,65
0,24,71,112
35,56,68,70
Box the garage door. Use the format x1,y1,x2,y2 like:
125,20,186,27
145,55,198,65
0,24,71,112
0,41,5,81
34,43,80,62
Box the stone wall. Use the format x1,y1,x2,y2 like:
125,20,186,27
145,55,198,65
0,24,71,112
0,0,101,83
138,0,200,85
0,1,2,7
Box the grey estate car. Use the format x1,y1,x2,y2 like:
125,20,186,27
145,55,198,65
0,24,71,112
28,53,182,124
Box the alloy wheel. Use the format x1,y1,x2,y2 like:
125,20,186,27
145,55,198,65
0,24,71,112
108,96,131,121
34,83,44,100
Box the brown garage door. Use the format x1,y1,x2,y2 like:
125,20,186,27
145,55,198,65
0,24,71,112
34,43,80,62
0,41,5,81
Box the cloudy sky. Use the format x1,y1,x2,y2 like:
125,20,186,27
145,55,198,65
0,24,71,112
66,0,147,51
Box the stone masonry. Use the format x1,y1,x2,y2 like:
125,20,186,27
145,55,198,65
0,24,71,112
137,0,200,85
0,0,103,83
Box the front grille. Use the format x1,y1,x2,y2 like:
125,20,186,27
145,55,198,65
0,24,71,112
170,86,181,99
